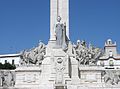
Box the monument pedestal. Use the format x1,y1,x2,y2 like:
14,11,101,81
15,66,41,89
70,57,80,85
47,47,71,86
79,66,104,88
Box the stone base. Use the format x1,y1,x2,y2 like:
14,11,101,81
67,84,120,89
79,66,104,84
15,66,41,88
1,85,120,89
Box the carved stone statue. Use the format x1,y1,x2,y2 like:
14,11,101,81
55,16,68,49
20,42,46,65
73,40,102,65
0,71,15,87
102,70,120,85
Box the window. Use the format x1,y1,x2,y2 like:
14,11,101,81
109,60,114,66
109,51,113,57
100,61,104,67
5,60,7,64
12,60,15,65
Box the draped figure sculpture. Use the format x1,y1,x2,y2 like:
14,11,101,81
55,16,68,50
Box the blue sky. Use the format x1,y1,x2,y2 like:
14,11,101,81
0,0,120,54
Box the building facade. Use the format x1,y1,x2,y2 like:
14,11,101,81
98,39,120,69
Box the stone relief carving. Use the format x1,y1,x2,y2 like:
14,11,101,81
102,70,120,85
20,42,46,65
0,71,15,87
55,16,68,50
24,74,36,83
73,40,102,65
55,58,65,84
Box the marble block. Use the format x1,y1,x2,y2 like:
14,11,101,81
79,66,103,84
15,66,41,88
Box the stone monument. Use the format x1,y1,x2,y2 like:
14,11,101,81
15,42,46,89
1,0,120,89
50,0,69,41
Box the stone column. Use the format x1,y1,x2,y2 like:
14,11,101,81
50,0,69,41
71,57,80,84
61,0,69,40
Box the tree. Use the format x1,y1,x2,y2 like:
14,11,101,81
0,62,16,70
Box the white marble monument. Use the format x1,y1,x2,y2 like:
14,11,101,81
50,0,69,41
1,0,120,89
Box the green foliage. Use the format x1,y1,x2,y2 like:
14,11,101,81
0,62,3,69
0,62,16,70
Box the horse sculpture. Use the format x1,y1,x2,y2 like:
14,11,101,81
20,42,46,65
